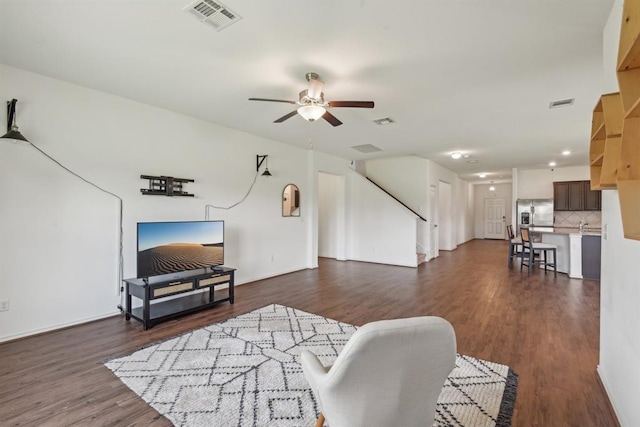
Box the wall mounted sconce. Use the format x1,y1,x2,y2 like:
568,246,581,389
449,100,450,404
489,181,496,192
1,99,29,142
256,154,272,176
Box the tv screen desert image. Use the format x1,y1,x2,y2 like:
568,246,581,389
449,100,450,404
137,221,224,277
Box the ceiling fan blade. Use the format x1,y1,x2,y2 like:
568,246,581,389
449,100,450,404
274,110,299,123
249,98,297,104
327,101,375,108
322,111,343,127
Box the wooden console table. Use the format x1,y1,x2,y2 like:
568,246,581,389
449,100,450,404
123,266,235,330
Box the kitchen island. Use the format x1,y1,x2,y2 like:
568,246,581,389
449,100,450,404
526,227,602,279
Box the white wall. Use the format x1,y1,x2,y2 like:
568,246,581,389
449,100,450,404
517,166,590,199
366,156,474,255
366,155,429,252
0,64,314,341
310,151,421,267
474,183,512,239
598,1,640,425
347,172,419,267
365,156,429,215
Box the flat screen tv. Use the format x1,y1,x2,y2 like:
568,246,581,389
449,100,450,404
137,220,224,278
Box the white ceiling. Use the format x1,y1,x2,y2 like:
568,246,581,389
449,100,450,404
0,0,613,182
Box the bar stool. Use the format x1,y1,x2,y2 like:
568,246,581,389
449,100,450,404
506,225,522,268
520,228,557,277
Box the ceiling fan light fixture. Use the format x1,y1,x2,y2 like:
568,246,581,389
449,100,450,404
298,105,326,122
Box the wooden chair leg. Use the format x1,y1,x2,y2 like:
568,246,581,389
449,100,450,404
315,412,325,427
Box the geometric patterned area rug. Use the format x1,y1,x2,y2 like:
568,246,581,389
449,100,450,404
105,304,517,426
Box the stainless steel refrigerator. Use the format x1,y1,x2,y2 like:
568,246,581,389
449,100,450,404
516,199,554,233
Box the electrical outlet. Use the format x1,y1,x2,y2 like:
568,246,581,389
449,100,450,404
0,300,9,312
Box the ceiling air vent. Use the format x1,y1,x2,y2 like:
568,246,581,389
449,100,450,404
549,98,575,109
183,0,242,31
373,117,395,125
351,144,382,153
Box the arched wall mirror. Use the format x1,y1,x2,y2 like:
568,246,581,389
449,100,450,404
282,184,300,217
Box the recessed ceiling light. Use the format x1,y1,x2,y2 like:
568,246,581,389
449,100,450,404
549,161,557,167
467,159,479,164
562,150,571,156
451,152,462,159
478,173,487,178
463,154,470,159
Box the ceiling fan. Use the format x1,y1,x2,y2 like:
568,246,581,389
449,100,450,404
249,72,374,127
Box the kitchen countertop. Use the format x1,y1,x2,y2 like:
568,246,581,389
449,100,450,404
527,226,602,236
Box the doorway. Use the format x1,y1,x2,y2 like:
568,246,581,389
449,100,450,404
318,172,346,260
484,198,506,239
437,181,453,251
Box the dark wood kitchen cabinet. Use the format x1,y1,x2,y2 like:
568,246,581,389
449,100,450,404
583,184,602,210
554,182,570,211
568,181,584,211
554,181,601,211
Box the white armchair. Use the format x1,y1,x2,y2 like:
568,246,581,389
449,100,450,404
301,316,456,427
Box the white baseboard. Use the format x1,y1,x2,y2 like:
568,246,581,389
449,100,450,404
0,310,120,343
235,266,311,285
597,365,624,426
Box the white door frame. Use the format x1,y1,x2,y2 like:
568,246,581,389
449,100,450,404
429,184,439,260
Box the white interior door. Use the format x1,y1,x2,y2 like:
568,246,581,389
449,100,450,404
429,185,439,259
484,198,506,239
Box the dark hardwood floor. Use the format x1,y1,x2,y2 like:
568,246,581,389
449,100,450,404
0,240,617,426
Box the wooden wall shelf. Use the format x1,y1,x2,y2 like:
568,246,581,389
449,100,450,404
616,0,640,240
618,0,640,71
589,93,623,190
618,181,640,240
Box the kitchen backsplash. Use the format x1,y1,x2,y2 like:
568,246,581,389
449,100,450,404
554,211,602,228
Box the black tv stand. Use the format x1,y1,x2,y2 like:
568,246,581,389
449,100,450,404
123,266,235,330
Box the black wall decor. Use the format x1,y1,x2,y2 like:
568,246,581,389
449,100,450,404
140,175,195,197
